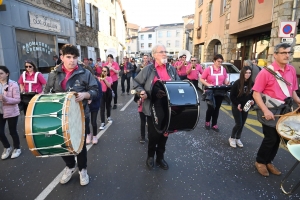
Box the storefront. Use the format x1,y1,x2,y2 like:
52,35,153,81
0,0,75,81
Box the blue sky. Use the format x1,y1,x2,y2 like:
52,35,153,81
121,0,195,27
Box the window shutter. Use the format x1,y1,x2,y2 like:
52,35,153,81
74,0,79,22
98,9,101,31
77,45,81,61
85,1,91,27
91,6,95,28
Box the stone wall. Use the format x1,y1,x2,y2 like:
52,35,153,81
76,24,98,47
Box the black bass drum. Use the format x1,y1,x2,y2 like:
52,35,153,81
150,81,200,134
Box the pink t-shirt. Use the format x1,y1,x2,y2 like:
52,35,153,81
100,76,113,92
252,62,298,101
95,65,102,77
61,65,79,91
174,61,188,76
153,62,171,84
201,66,228,86
186,64,203,80
18,72,47,93
103,62,120,82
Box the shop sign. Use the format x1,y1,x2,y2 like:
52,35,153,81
22,41,53,55
281,38,294,44
29,12,61,33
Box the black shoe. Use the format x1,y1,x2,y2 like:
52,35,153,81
156,159,169,170
140,137,145,144
146,157,154,168
112,105,117,109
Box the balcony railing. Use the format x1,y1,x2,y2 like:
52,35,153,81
238,0,255,21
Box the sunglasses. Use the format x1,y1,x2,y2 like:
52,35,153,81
191,60,196,62
25,65,33,68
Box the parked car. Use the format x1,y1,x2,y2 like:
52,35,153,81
198,62,240,91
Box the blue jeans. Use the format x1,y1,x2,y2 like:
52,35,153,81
231,105,248,139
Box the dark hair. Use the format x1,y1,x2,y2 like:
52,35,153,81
0,65,10,85
238,66,253,97
102,66,110,76
89,58,93,61
83,65,95,76
213,54,224,61
61,44,80,57
274,43,292,53
25,60,38,72
53,55,58,59
107,54,114,59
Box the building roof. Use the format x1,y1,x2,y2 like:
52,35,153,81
182,14,194,19
155,23,184,30
127,22,140,30
139,26,157,33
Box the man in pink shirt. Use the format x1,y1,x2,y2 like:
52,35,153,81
253,43,300,177
186,57,203,89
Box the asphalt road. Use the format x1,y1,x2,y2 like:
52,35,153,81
0,82,300,200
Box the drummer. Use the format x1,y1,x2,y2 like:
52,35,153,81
18,60,47,114
44,44,98,186
133,44,180,170
200,54,229,132
253,43,300,177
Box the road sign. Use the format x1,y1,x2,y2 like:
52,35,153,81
279,21,296,38
282,38,294,44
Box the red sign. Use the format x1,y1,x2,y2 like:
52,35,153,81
258,0,264,3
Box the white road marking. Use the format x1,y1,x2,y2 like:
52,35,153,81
35,123,112,200
120,97,134,111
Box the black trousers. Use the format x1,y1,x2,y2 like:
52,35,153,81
88,111,98,136
231,105,248,139
256,124,280,164
112,80,118,105
62,117,89,171
0,115,20,149
179,75,187,80
100,91,112,123
147,117,168,159
121,75,131,93
205,96,223,126
189,79,198,89
139,112,147,138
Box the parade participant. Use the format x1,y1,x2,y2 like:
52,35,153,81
186,57,203,89
18,60,47,115
120,57,133,95
131,58,138,79
53,55,61,66
244,60,260,82
89,58,95,68
174,54,188,80
98,66,113,130
103,54,120,109
200,54,229,132
83,58,89,66
136,54,151,74
94,58,102,77
44,44,98,186
253,43,300,177
229,66,254,148
0,66,21,159
133,44,180,170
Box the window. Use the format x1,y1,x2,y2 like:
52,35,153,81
141,43,144,49
198,12,202,26
158,31,162,38
197,27,202,39
148,43,152,48
221,0,227,15
128,46,131,51
85,2,91,26
91,6,98,29
110,17,116,36
148,34,152,40
208,2,213,22
176,31,180,37
167,31,171,37
141,34,144,40
198,0,203,7
111,0,114,3
81,46,88,60
175,40,179,47
238,0,255,21
166,40,171,47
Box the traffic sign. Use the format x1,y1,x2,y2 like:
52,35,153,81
279,21,296,38
281,38,294,44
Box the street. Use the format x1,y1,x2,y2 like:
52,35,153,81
0,82,300,200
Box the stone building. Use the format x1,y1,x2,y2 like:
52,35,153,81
182,14,195,55
193,0,300,71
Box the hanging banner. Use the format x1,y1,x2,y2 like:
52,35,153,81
29,12,61,33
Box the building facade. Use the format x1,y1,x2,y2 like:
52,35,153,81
193,0,300,71
138,26,157,56
155,23,184,58
125,22,140,58
182,14,195,55
0,0,76,80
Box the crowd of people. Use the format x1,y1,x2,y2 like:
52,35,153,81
0,42,298,186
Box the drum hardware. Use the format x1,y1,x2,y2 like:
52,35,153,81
243,100,252,112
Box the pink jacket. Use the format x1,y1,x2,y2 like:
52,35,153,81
2,80,21,118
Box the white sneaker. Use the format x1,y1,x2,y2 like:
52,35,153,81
86,133,92,144
11,149,21,159
107,117,113,123
236,139,244,148
99,123,105,130
1,147,12,160
79,169,89,186
229,138,236,148
60,166,76,184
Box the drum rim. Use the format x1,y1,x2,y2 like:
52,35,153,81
276,108,300,141
25,94,41,156
185,80,201,131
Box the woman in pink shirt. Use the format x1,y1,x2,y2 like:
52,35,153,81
186,57,203,89
0,66,21,159
200,54,229,132
174,55,188,80
98,66,113,130
102,54,120,109
18,60,46,114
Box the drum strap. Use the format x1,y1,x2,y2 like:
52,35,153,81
209,66,223,85
266,65,290,97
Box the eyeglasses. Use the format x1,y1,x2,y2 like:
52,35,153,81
25,65,33,68
191,60,196,62
276,52,294,55
156,51,168,54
